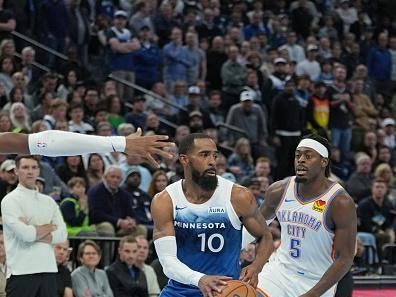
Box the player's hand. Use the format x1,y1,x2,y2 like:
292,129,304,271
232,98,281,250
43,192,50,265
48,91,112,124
239,263,261,288
125,128,175,168
198,275,232,297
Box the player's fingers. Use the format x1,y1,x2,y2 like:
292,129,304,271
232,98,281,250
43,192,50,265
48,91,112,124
144,153,160,168
134,127,142,137
239,268,247,280
149,148,173,160
250,276,258,288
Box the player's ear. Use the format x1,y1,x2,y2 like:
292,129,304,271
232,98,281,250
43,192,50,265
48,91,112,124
321,158,329,169
179,154,188,166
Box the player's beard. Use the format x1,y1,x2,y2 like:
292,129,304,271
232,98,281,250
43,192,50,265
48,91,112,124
191,166,218,191
295,176,308,183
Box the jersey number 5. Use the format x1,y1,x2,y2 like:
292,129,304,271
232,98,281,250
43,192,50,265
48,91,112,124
198,233,225,253
290,238,301,258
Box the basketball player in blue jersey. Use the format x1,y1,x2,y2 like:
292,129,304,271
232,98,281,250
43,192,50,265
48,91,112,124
151,133,274,297
255,135,357,297
0,128,173,167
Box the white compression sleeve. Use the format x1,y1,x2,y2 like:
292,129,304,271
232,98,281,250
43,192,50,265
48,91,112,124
154,236,204,287
28,130,126,156
241,218,275,250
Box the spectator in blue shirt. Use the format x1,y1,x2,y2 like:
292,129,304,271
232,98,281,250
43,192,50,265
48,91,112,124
162,27,194,92
243,12,267,41
367,33,391,92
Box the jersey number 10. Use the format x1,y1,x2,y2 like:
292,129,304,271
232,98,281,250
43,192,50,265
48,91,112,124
198,233,225,253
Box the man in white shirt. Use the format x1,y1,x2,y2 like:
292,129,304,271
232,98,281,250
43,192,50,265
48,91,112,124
296,44,321,81
1,155,67,297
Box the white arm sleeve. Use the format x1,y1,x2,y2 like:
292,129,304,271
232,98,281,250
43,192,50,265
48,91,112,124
28,130,126,156
154,236,204,287
241,218,275,250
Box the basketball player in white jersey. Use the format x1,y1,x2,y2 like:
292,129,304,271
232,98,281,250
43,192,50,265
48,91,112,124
0,128,172,167
151,133,274,297
257,135,357,297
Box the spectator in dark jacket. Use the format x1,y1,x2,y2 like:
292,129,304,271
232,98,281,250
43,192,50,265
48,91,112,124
107,236,148,297
134,26,161,90
88,165,146,237
37,0,70,67
122,167,153,232
367,33,391,91
346,153,373,203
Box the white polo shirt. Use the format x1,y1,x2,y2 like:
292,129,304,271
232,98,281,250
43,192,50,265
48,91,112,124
1,184,67,277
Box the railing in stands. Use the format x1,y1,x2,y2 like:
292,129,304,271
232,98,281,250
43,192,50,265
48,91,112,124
12,30,248,141
13,52,50,73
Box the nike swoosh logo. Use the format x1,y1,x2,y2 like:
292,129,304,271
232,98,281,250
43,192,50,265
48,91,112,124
284,199,294,202
175,206,187,211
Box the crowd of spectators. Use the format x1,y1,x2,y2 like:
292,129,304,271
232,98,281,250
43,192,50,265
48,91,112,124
0,0,395,295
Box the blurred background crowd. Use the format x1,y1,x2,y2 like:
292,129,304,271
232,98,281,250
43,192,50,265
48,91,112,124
0,0,395,296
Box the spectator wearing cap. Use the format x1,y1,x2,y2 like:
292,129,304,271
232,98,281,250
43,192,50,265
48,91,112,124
129,1,154,35
346,152,373,203
184,31,206,86
37,0,70,67
367,33,391,92
296,44,321,81
221,45,247,109
134,25,161,90
122,167,153,231
188,110,204,133
269,57,291,96
177,86,215,129
120,153,152,192
206,36,228,90
271,79,304,179
107,10,141,102
163,27,194,92
306,80,330,138
284,31,305,63
225,90,268,157
0,160,17,213
382,118,396,149
125,95,147,131
67,0,91,65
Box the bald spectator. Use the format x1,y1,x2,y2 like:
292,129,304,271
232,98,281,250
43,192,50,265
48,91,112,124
206,36,228,90
184,31,206,85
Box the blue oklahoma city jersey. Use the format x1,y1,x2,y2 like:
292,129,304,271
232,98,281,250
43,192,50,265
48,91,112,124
160,176,242,297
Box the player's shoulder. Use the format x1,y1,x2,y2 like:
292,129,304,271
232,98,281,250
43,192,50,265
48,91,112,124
152,189,173,210
266,177,291,198
331,188,355,209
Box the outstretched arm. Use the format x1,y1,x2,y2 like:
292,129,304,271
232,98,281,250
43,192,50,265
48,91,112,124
232,186,273,288
151,191,230,297
300,192,357,297
0,128,174,168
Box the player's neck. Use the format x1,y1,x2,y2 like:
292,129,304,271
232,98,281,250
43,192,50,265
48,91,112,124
182,179,214,203
298,176,330,201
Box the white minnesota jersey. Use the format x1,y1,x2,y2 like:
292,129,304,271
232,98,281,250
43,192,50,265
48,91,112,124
273,176,345,279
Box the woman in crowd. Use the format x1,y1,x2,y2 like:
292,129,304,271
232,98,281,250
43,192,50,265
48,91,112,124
71,240,113,297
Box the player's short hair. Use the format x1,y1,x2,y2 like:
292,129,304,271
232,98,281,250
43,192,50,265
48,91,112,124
301,134,331,177
178,133,213,155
